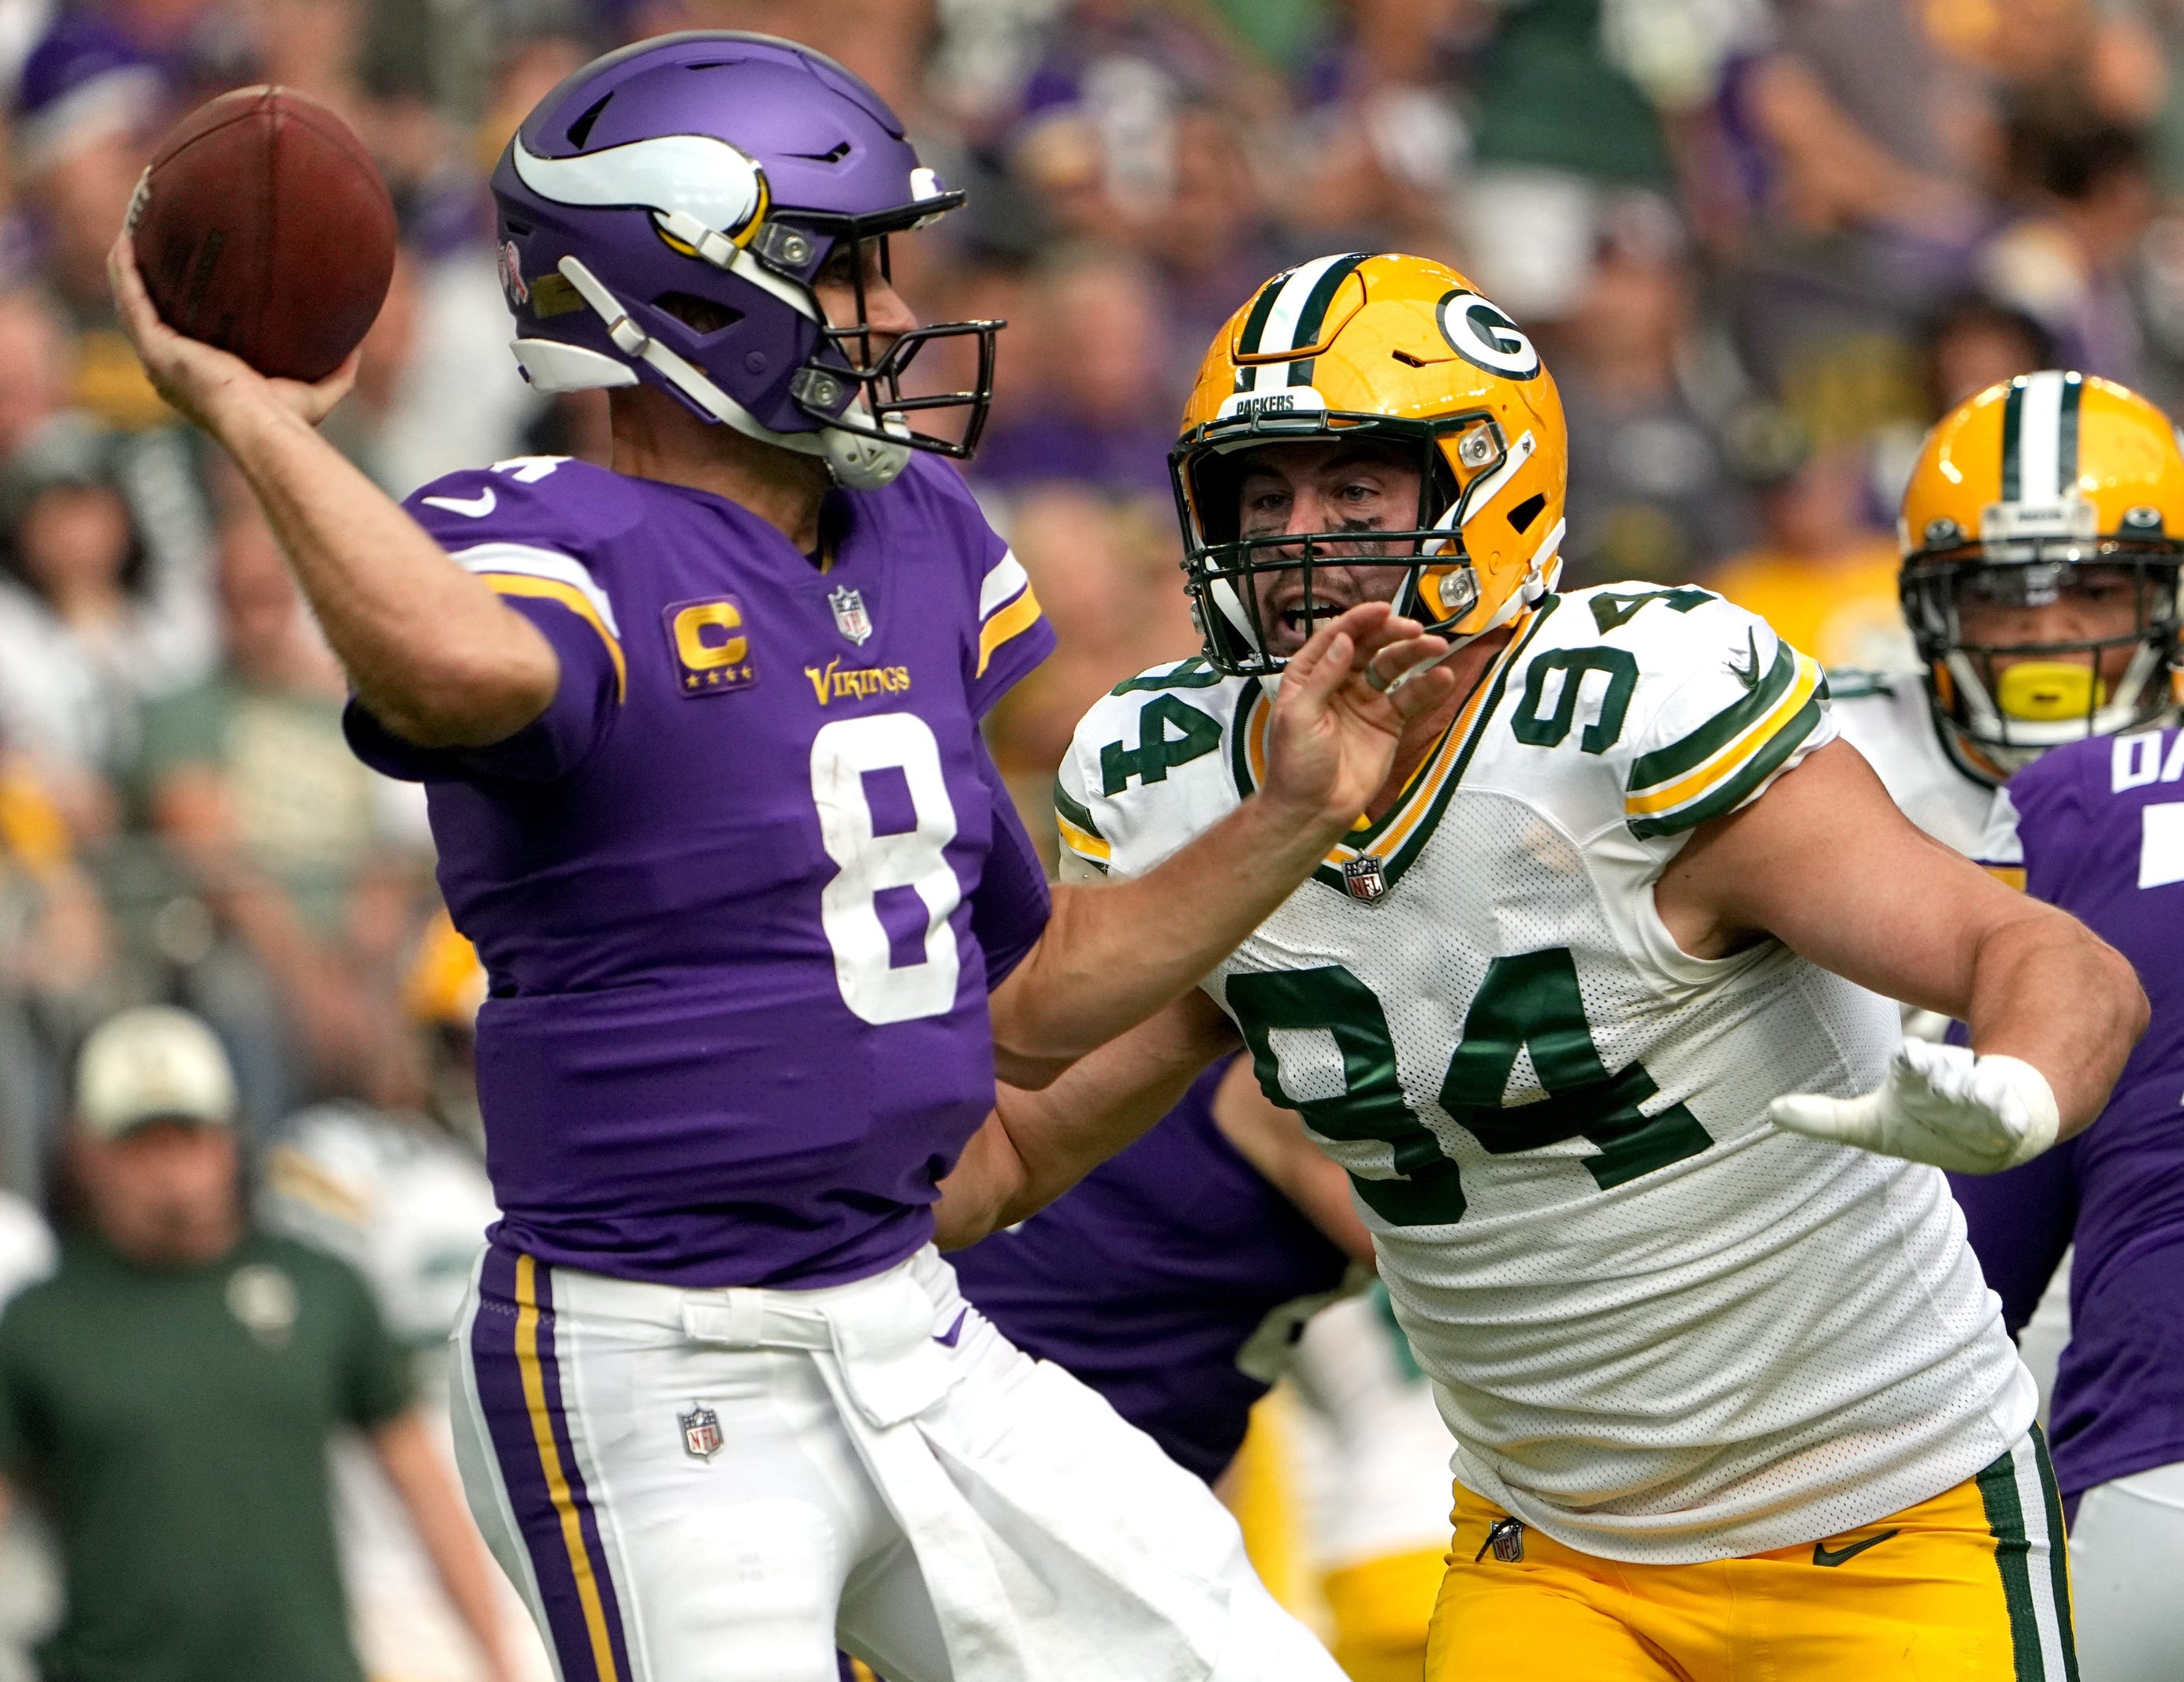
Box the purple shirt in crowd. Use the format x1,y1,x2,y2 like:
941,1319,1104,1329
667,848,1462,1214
1955,726,2184,1505
347,453,1055,1289
951,1057,1352,1482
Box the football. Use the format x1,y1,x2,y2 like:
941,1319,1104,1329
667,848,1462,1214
128,85,397,382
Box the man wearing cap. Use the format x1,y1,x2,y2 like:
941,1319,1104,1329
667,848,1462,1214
0,1006,517,1682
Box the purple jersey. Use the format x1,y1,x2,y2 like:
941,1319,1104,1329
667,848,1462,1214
346,452,1054,1289
1956,726,2184,1504
949,1058,1352,1482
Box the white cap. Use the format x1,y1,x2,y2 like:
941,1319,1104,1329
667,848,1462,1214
75,1007,236,1139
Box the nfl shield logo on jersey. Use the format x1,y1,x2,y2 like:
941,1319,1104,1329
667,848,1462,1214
679,1405,723,1461
828,586,873,646
1342,856,1388,902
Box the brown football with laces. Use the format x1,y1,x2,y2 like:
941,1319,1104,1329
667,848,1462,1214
128,85,397,382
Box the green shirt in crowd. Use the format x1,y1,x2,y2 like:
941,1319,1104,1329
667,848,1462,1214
136,677,384,937
1472,0,1672,189
0,1229,411,1682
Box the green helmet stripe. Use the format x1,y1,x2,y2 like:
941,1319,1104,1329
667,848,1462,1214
1236,273,1285,357
2001,377,2025,504
2058,371,2082,493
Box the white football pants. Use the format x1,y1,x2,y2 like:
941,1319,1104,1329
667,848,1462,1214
449,1243,1342,1682
2069,1458,2184,1682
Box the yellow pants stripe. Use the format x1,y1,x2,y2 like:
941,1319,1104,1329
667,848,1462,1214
513,1254,623,1682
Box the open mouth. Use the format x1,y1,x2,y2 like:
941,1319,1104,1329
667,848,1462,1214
1278,600,1346,638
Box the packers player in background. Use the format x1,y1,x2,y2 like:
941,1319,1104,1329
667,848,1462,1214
1836,370,2182,857
1898,376,2184,1680
941,251,2147,1679
1834,374,2184,1404
259,915,538,1682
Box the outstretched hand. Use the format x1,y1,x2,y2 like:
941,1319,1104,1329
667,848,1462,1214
108,229,358,434
1769,1040,2060,1174
1260,601,1455,836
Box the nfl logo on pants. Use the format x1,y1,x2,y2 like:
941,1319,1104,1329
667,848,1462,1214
679,1405,722,1461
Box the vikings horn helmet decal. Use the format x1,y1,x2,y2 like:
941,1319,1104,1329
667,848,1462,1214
1169,252,1568,676
492,32,1000,491
1899,371,2184,777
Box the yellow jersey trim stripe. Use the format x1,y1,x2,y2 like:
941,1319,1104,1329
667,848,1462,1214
478,574,628,701
513,1255,623,1682
1626,655,1823,818
977,583,1044,677
1325,606,1538,868
1057,813,1112,863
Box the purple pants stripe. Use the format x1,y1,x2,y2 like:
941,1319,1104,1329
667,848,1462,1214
470,1244,635,1682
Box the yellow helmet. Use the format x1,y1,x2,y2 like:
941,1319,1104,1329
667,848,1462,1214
1170,251,1567,674
1899,370,2184,775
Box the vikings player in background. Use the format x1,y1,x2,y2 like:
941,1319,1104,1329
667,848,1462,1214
1971,720,2184,1682
954,1055,1364,1487
948,1048,1456,1682
1884,373,2184,1681
106,34,1460,1682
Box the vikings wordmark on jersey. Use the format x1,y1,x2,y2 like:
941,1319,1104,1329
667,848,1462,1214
1059,583,2031,1565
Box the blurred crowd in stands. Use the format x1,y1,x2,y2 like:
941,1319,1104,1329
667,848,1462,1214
0,0,2179,1673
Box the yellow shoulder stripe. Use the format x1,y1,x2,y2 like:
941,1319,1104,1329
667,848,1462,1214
479,574,627,701
1986,865,2028,892
977,583,1044,678
1625,655,1823,818
1056,812,1112,862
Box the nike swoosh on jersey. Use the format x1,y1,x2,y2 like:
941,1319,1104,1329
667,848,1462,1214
1811,1527,1899,1567
422,488,498,519
933,1308,969,1348
1726,626,1763,690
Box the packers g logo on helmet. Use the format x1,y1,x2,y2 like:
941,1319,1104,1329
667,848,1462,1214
1899,370,2184,777
1170,252,1568,676
1436,291,1542,381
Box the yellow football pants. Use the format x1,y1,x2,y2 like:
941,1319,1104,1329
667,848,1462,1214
1323,1546,1443,1682
1428,1429,2078,1681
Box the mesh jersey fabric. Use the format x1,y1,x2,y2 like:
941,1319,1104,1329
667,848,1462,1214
1829,668,1995,855
1058,583,2030,1564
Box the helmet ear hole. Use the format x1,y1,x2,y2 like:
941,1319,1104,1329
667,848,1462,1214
654,292,744,337
1187,452,1246,547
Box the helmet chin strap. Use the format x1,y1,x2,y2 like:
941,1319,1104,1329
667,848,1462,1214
550,255,911,491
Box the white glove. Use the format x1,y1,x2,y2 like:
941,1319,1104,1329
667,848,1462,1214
1767,1040,2060,1174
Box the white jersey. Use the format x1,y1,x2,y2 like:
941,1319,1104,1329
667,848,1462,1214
257,1102,499,1350
1831,668,1994,854
256,1107,551,1682
1059,584,2030,1563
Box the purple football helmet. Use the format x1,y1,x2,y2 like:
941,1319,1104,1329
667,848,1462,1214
492,32,999,490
